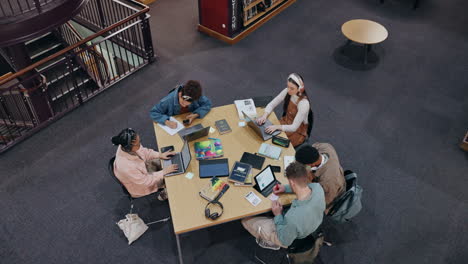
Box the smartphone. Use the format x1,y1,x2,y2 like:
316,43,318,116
161,145,174,153
271,165,281,173
183,119,190,125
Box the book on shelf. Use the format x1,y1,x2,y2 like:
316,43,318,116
234,98,257,120
228,161,252,184
199,177,229,201
258,143,282,160
194,139,224,160
215,119,232,134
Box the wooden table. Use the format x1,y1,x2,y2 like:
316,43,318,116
153,104,296,264
341,19,388,64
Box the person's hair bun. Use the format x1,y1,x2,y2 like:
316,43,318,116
111,135,122,146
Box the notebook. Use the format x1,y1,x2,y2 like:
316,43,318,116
228,161,252,184
199,177,229,201
215,119,232,134
258,143,282,160
194,139,224,160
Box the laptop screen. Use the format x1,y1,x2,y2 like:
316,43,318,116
255,166,275,191
181,141,191,170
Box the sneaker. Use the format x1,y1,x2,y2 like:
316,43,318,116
157,188,168,201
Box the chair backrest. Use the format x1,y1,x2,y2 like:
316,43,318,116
327,170,363,223
108,157,132,200
307,109,314,137
287,222,324,254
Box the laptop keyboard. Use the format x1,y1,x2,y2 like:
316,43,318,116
171,155,183,172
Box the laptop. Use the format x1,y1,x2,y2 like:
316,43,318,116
178,124,203,139
162,140,191,176
242,111,280,141
198,158,230,178
184,126,210,142
253,165,281,197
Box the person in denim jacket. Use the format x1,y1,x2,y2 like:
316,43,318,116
150,80,212,128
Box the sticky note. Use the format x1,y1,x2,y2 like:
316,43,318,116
209,127,216,133
269,194,279,201
185,172,194,179
238,121,246,127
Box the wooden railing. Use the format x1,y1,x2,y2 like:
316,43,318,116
0,0,153,153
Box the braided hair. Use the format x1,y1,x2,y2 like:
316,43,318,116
111,128,138,152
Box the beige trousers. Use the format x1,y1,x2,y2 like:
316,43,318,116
241,216,286,248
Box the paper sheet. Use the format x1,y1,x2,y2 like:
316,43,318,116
269,194,279,201
157,117,184,136
245,191,261,206
284,156,295,169
185,172,194,180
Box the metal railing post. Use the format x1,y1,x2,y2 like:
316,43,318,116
139,14,155,63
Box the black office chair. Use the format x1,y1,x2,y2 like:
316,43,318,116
254,223,328,264
108,157,170,225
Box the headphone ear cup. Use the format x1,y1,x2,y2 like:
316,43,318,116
211,212,219,220
205,208,210,218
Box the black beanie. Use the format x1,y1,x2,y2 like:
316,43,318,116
295,145,320,164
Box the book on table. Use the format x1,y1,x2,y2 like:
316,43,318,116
215,119,232,134
258,143,282,160
228,161,252,184
194,139,224,160
234,171,254,186
199,177,229,201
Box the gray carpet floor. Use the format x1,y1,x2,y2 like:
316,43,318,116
1,0,467,263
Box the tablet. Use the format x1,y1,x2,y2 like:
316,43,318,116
199,159,230,178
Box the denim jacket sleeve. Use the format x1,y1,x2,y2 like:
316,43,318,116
191,95,212,118
150,97,172,124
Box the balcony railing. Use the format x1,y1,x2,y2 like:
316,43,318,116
0,0,154,153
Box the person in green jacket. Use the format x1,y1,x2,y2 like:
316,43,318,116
241,162,325,251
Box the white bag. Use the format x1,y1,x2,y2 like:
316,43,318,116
117,214,149,245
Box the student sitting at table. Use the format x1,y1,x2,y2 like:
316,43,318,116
295,143,345,214
150,80,212,128
256,73,312,147
241,161,325,257
112,128,178,201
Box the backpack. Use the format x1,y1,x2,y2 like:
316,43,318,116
327,170,363,223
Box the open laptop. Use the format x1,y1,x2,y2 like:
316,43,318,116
178,124,210,142
162,140,191,176
253,165,281,197
242,111,280,141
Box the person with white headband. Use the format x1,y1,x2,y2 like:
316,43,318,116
150,80,212,128
256,73,312,147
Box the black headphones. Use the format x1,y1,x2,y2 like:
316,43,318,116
205,200,224,220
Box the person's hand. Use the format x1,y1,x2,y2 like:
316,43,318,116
273,184,286,195
265,125,280,134
186,113,200,124
256,115,267,125
163,164,178,175
160,151,176,160
272,200,283,216
165,120,177,129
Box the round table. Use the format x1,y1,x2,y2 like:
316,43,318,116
341,19,388,64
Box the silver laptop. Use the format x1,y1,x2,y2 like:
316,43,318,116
162,140,191,176
242,111,280,141
183,126,210,142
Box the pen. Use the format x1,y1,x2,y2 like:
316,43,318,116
208,137,219,140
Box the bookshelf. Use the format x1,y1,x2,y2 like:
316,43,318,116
198,0,296,44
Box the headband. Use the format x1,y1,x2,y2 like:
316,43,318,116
288,73,304,90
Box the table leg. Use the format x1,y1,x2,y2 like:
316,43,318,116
176,233,184,264
364,44,369,64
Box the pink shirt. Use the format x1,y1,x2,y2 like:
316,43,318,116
114,145,163,198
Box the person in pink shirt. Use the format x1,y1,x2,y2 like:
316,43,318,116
111,128,178,200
